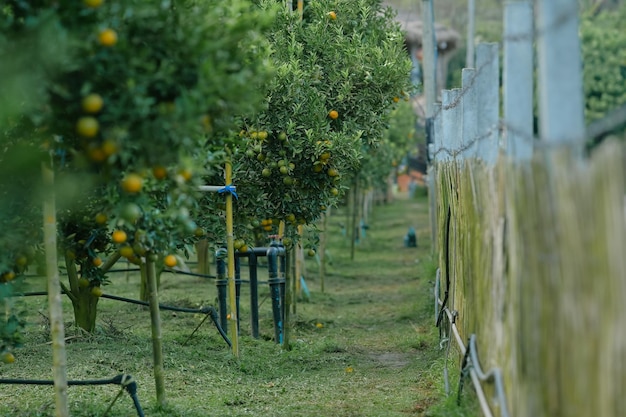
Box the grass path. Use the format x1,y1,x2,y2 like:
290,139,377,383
0,193,476,416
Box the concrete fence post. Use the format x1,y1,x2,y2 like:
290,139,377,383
461,68,478,160
442,89,463,162
535,0,585,153
504,0,534,161
475,43,500,165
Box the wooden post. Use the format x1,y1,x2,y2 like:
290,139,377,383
504,0,534,161
42,162,69,417
535,0,585,152
475,43,500,165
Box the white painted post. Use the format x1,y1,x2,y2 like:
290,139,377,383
504,0,534,161
461,68,478,159
466,0,476,68
442,89,463,161
475,43,500,165
535,0,585,151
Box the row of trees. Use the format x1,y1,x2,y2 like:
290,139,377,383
0,0,413,364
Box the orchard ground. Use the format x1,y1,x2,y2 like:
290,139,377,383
0,192,478,417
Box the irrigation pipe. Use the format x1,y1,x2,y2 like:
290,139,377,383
434,271,510,417
21,291,231,348
0,374,144,417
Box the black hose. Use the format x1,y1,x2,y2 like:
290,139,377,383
0,374,144,417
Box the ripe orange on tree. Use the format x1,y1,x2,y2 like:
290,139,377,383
92,257,103,267
111,230,127,244
327,11,337,20
98,29,118,47
164,254,177,268
152,165,168,180
328,110,339,120
121,173,143,194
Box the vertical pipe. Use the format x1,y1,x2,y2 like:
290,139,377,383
248,252,259,339
504,0,534,161
224,161,239,357
267,246,282,343
475,43,500,165
216,250,228,333
535,0,585,152
279,242,287,331
462,68,478,160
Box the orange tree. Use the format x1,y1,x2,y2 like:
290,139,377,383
1,0,276,333
230,0,413,247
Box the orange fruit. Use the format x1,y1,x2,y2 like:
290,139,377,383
121,173,143,193
164,255,177,268
152,165,168,180
320,152,331,161
101,139,118,156
328,11,337,20
92,257,103,267
330,187,339,196
307,249,316,257
327,168,339,177
91,287,104,297
258,131,268,140
239,244,249,253
111,230,127,244
76,117,99,138
179,168,192,182
119,245,134,258
328,110,339,120
393,96,400,103
82,93,104,113
98,29,117,47
1,352,15,364
78,278,90,288
83,0,103,7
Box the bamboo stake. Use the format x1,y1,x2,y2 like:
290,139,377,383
146,256,166,407
319,209,329,293
224,161,239,357
42,162,69,417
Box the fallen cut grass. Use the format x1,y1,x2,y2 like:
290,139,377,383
0,193,479,416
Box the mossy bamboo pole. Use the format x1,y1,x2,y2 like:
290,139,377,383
319,208,329,292
146,256,166,407
42,162,69,417
350,178,359,260
224,160,239,357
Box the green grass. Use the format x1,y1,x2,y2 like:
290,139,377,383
0,193,479,416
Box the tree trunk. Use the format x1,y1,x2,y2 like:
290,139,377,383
42,162,69,417
146,256,166,407
195,239,210,275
